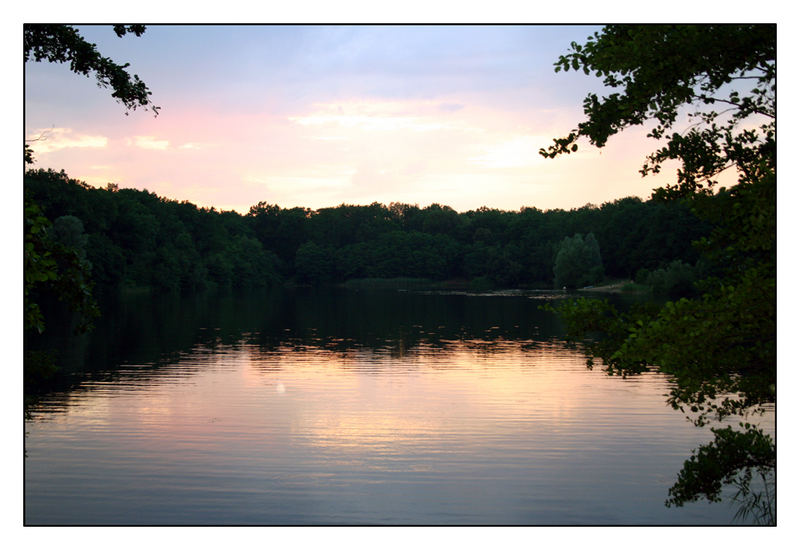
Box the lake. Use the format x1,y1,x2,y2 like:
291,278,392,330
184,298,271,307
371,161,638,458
24,287,774,525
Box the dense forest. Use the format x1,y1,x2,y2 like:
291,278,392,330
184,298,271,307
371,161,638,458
25,167,710,298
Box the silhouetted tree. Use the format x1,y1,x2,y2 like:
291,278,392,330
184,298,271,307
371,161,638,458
543,24,775,523
24,24,159,117
25,24,158,344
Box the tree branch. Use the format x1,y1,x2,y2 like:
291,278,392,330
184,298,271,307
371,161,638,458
699,96,774,119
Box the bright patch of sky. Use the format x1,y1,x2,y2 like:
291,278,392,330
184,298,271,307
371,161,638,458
25,24,695,213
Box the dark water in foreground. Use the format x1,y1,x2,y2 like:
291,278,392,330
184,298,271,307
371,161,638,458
24,288,773,525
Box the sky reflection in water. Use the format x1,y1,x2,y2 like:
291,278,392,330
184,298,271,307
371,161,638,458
24,290,774,525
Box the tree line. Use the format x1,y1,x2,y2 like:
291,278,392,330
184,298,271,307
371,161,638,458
24,167,710,298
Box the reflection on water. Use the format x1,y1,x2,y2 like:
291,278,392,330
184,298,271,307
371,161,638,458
24,288,773,525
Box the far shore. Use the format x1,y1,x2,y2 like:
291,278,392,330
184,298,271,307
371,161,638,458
576,280,643,294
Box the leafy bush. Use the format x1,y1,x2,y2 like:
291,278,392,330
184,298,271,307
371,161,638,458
646,260,698,298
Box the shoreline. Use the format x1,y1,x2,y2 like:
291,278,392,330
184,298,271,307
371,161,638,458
576,280,644,294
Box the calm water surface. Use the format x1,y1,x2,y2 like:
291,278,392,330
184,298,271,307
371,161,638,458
24,288,774,525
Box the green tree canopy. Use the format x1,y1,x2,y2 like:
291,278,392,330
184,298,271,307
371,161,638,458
553,232,603,289
24,202,98,334
51,215,89,261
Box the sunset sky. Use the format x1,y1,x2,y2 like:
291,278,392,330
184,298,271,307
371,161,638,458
23,24,694,213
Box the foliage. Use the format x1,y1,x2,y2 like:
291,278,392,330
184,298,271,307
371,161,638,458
51,215,89,260
542,24,776,523
469,276,495,292
540,24,775,197
295,241,336,284
25,169,284,295
551,167,775,432
24,24,161,390
542,296,657,372
24,350,60,389
553,232,603,289
27,166,713,293
641,259,699,299
551,166,775,430
24,24,159,116
24,201,57,333
666,425,775,525
25,24,158,337
24,200,99,334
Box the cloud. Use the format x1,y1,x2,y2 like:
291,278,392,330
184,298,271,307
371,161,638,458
130,136,171,150
311,136,349,142
178,142,212,150
25,127,108,154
